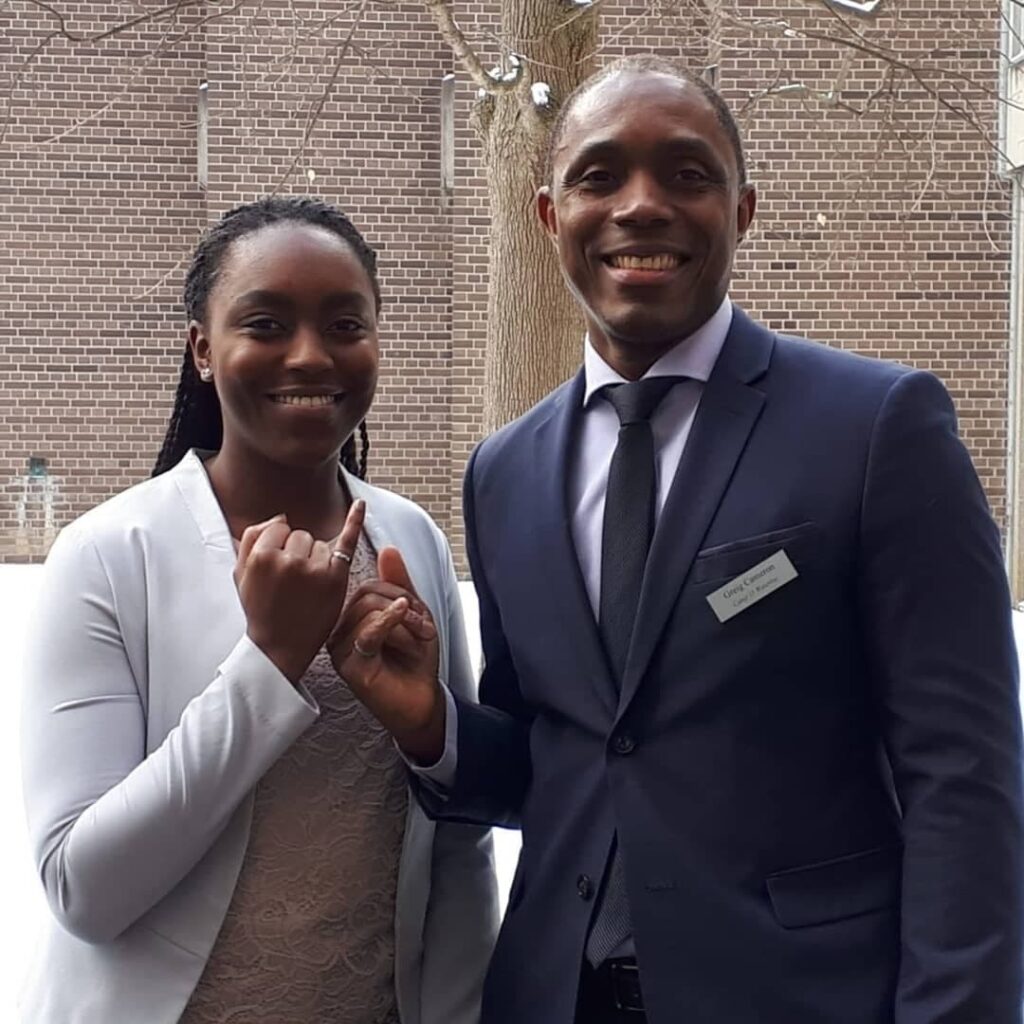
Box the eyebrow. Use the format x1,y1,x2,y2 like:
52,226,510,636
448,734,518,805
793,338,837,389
230,289,372,312
563,136,727,177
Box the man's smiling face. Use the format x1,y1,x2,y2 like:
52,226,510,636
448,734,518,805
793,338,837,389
538,71,755,377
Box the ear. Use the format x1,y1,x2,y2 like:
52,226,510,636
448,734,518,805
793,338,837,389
736,184,757,243
537,186,559,243
188,321,212,376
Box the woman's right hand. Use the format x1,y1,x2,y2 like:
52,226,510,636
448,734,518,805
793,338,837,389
234,500,366,684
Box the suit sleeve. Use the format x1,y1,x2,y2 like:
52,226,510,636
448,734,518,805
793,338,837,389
418,532,500,1024
415,443,533,828
858,369,1024,1021
20,524,317,943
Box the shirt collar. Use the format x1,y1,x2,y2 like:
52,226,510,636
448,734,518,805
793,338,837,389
582,296,733,407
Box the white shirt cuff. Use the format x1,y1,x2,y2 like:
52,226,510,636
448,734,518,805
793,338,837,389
400,683,457,790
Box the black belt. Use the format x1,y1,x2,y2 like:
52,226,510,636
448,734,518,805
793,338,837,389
577,957,646,1020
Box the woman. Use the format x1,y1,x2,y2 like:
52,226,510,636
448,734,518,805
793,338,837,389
20,197,498,1024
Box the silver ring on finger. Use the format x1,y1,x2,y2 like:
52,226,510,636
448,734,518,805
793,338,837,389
331,550,353,565
352,638,376,659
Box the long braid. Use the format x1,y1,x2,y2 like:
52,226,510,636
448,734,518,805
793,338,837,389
153,350,193,477
153,349,223,476
341,429,357,478
357,420,369,480
338,421,370,481
153,196,380,479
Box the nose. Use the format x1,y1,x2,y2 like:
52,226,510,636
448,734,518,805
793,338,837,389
612,171,672,228
284,323,334,374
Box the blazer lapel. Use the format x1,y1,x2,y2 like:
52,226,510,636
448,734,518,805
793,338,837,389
347,474,392,557
172,450,241,578
616,311,774,718
532,371,620,717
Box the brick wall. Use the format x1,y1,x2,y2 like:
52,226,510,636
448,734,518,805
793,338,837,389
716,1,1012,522
203,1,455,522
2,0,1011,567
2,2,206,558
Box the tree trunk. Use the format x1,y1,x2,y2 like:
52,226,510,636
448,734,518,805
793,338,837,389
474,2,598,430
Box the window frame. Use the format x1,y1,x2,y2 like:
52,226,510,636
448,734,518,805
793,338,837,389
1010,0,1024,66
826,0,883,14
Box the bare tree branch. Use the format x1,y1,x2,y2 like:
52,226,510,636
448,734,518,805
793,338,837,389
21,0,207,44
906,95,942,216
270,0,368,195
421,0,520,94
23,0,251,149
2,0,209,147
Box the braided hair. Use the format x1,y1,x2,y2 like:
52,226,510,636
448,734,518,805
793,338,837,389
153,196,380,478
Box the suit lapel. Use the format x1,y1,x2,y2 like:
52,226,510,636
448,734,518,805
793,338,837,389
533,371,620,717
616,310,774,718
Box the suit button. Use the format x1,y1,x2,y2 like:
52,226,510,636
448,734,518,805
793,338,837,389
577,874,594,900
612,732,636,755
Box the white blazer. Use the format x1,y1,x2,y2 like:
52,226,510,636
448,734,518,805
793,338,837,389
19,451,499,1024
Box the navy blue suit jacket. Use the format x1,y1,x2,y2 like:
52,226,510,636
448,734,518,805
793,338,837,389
427,309,1024,1023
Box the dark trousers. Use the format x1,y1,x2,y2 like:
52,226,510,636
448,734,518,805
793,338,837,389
574,959,647,1024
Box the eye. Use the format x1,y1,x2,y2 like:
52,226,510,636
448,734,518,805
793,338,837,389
571,168,616,190
675,166,709,184
673,164,724,190
328,316,369,335
241,315,284,334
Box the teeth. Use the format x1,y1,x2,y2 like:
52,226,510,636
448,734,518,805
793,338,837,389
270,394,337,407
608,254,679,270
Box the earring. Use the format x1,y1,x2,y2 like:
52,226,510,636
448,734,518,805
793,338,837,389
199,366,213,382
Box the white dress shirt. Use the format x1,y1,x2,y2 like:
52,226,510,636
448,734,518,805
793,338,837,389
570,297,733,616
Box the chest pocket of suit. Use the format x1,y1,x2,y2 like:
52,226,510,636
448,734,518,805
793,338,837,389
689,521,819,587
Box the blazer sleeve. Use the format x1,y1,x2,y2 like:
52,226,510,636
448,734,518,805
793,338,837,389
858,369,1024,1021
416,443,533,828
418,532,500,1024
20,523,318,944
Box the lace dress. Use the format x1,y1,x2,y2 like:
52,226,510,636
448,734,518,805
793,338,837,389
181,533,408,1024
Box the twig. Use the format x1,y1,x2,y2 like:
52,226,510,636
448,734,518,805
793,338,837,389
906,95,941,215
24,0,250,148
270,0,368,194
21,0,207,44
2,0,211,147
422,0,519,94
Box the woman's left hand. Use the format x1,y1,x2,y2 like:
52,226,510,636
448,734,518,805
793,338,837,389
328,547,446,763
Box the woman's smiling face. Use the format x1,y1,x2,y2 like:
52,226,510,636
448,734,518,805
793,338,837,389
190,220,380,471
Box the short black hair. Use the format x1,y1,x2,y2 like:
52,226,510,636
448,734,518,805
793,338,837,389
154,195,378,478
544,55,747,187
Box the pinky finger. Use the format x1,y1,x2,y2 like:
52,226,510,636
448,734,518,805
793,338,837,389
352,597,408,659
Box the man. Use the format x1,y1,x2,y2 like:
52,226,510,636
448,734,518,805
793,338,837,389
357,55,1024,1022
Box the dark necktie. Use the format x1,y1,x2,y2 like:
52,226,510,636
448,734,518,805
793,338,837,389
587,375,679,967
598,376,680,683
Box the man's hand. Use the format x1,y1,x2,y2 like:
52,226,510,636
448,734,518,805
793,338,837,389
329,546,446,765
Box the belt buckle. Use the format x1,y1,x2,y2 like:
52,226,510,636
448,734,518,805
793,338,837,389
608,960,645,1014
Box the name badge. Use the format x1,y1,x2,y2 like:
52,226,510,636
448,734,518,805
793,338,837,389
706,549,798,623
